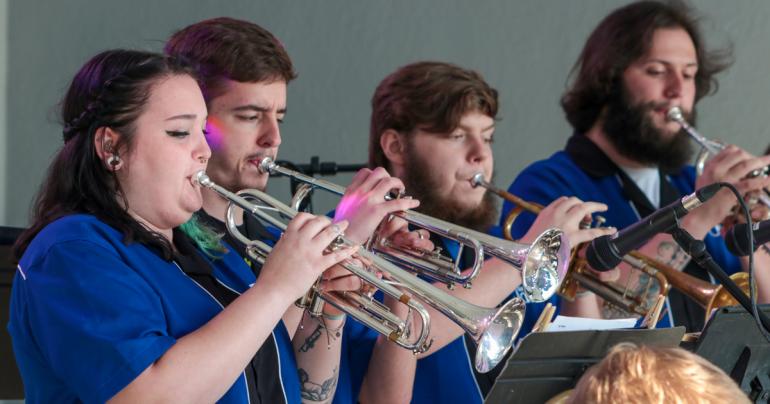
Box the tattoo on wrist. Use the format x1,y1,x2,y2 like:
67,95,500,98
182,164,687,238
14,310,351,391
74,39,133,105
299,366,339,402
299,325,323,352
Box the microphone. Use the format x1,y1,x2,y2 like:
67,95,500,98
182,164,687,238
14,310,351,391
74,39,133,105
725,219,770,256
586,183,722,271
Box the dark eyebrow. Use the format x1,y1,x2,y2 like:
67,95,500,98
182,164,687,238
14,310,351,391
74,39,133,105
164,114,197,122
648,59,698,68
231,105,287,114
456,122,496,132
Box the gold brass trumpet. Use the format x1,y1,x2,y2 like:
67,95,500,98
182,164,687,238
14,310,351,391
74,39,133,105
470,173,666,315
259,157,570,303
193,171,526,372
471,174,747,322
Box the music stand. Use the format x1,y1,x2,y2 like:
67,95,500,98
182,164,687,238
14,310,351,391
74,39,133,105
484,327,685,404
693,305,770,402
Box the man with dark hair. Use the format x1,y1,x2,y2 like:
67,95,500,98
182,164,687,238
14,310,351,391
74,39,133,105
507,1,770,332
165,18,419,404
336,61,613,404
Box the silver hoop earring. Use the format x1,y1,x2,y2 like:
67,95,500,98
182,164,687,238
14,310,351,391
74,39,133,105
107,154,122,170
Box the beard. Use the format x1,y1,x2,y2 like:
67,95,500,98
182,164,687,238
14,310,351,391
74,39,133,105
602,84,695,172
400,143,500,233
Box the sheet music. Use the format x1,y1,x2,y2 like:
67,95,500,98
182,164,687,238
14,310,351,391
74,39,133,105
546,315,637,332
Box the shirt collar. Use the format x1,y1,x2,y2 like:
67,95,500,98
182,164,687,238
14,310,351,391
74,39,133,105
564,132,620,178
564,133,682,216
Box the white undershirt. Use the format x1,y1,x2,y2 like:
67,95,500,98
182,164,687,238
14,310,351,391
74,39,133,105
620,165,661,208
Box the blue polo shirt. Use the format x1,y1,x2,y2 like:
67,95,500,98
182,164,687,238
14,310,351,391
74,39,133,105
505,134,741,331
7,214,300,403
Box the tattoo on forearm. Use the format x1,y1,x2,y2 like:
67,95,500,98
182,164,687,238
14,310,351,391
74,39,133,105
299,325,323,352
655,240,690,270
601,240,690,319
299,366,339,402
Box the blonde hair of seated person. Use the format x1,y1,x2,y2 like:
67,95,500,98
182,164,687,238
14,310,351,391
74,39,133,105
567,343,749,404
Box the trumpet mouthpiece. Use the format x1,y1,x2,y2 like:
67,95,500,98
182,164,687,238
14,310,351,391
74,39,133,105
258,157,276,174
193,170,211,187
470,173,486,188
666,106,684,122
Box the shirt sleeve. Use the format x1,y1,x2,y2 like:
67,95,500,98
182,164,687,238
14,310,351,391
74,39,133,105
505,163,575,240
19,239,176,403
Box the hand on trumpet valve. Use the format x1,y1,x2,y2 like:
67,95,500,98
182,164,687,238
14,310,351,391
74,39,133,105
683,146,770,238
376,212,436,252
261,214,357,301
333,167,420,244
317,261,367,317
521,196,616,247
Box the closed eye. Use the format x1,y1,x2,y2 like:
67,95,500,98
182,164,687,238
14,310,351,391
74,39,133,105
166,130,189,138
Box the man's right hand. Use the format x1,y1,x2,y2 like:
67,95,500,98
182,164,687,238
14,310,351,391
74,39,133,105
519,196,616,249
682,145,770,238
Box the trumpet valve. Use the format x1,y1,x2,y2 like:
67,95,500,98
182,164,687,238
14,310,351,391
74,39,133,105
429,246,443,258
595,215,607,227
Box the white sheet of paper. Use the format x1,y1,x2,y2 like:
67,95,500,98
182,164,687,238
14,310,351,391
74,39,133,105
546,315,637,332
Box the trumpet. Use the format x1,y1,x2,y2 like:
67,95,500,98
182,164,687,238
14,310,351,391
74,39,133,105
667,106,770,226
471,174,749,322
667,107,769,178
259,157,570,303
193,171,526,372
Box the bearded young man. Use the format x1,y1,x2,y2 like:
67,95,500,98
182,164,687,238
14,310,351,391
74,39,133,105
507,0,770,333
332,61,615,404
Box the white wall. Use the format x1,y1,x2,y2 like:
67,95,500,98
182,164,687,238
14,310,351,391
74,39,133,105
4,0,770,226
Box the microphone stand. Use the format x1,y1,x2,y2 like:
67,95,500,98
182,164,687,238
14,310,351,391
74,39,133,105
670,226,770,332
275,156,367,213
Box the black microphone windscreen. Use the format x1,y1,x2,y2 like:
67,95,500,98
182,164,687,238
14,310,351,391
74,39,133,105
725,223,752,256
585,235,623,271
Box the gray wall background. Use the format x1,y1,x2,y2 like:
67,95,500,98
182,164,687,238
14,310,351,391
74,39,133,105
2,0,770,227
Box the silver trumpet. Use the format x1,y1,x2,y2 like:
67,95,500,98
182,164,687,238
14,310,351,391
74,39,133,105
667,106,770,206
259,157,570,303
193,171,526,372
666,106,726,175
